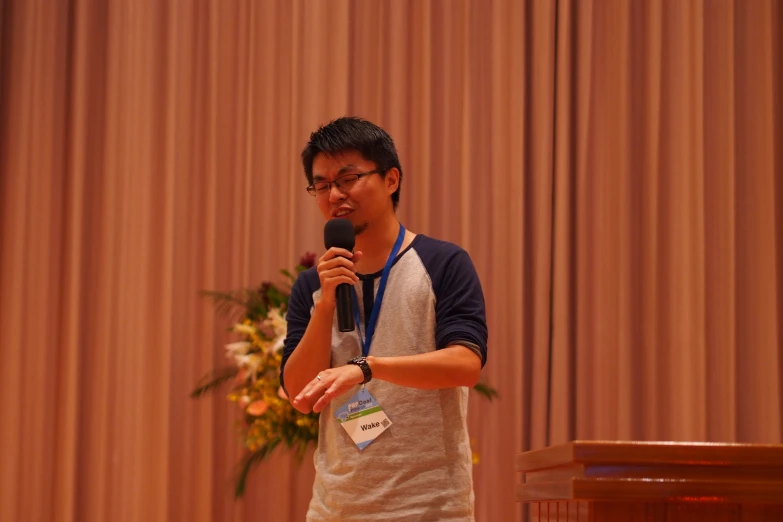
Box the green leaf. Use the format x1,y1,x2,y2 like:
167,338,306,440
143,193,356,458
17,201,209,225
198,290,247,320
200,287,276,323
242,290,270,322
295,437,315,462
234,439,281,498
471,382,499,402
264,285,288,309
190,366,239,399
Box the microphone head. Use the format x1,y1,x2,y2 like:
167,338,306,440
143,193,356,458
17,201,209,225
324,218,355,251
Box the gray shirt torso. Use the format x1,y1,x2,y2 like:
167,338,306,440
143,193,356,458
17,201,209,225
281,235,488,522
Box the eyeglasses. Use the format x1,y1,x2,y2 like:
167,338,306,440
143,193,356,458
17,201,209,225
306,170,383,197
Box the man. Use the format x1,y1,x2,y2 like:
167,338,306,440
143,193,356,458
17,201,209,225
280,117,488,521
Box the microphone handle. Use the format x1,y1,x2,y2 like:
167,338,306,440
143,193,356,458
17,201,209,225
335,283,355,332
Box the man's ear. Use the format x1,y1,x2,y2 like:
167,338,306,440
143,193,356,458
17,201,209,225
385,168,400,194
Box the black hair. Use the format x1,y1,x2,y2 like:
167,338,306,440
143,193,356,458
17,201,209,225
301,116,403,210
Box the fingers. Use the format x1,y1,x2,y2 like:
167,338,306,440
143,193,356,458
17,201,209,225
319,248,354,265
292,387,316,414
318,249,363,271
312,379,351,413
291,396,315,414
293,367,362,414
312,391,335,413
293,371,330,413
317,250,363,305
319,266,359,284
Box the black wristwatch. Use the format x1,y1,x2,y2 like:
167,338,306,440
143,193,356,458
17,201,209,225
347,356,372,384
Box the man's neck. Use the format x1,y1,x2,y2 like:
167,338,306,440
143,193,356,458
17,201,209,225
354,215,402,274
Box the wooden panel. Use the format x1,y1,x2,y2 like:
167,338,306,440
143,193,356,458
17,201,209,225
518,478,783,504
529,501,783,522
517,441,783,505
530,501,589,522
525,463,783,483
517,441,783,472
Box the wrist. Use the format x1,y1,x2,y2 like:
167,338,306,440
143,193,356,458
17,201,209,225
366,356,389,383
366,355,380,380
347,356,373,384
314,299,336,316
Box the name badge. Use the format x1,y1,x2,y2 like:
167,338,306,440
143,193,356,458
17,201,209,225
334,387,392,450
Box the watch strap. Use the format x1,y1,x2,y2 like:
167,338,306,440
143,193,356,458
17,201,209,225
347,356,372,384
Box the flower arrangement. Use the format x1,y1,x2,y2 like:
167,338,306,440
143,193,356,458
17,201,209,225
192,252,498,498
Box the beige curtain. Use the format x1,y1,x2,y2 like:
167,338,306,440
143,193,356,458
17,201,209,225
545,0,783,446
0,1,780,521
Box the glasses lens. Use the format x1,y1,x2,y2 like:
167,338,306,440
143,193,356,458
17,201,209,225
309,173,365,197
334,174,360,191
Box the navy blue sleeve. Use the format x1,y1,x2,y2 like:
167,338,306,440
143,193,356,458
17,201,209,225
424,244,488,367
279,268,319,393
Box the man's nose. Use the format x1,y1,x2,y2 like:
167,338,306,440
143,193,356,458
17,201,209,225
328,183,346,202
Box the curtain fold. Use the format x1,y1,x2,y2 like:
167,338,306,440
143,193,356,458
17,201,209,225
0,1,780,521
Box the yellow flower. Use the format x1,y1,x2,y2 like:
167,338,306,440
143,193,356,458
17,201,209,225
470,437,480,465
233,323,257,336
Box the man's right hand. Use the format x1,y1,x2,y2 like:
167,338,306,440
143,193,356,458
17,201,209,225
316,247,362,308
284,247,363,410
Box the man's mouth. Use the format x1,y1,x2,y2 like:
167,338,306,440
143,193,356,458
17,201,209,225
332,208,353,218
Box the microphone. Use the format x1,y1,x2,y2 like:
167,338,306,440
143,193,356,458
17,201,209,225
324,218,356,332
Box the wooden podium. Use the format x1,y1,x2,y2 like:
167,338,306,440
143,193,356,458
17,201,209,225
516,441,783,521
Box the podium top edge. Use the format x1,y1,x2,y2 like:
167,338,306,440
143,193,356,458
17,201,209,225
515,440,783,471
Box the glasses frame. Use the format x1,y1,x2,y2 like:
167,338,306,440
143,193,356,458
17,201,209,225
306,169,384,197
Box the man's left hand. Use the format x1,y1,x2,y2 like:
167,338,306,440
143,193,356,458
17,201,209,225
293,364,365,414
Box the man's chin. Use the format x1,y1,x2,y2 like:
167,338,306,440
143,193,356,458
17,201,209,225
354,222,369,236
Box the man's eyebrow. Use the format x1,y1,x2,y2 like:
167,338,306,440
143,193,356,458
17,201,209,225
312,164,359,181
336,164,359,175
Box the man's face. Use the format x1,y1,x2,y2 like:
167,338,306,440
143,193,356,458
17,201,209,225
310,150,397,235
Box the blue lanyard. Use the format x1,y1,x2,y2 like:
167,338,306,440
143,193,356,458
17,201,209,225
351,224,406,357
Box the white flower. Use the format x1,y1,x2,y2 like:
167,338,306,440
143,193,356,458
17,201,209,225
268,335,285,354
225,341,251,358
264,308,287,339
234,354,262,379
